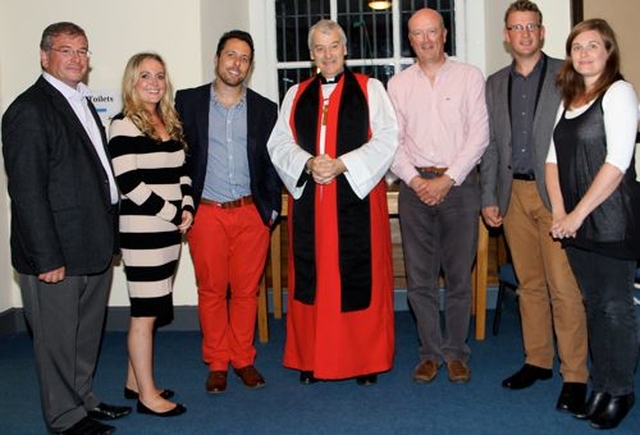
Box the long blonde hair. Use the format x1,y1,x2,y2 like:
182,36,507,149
121,52,186,148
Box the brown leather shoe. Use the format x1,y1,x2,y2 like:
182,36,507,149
233,365,266,389
413,360,439,383
446,360,471,383
205,370,228,394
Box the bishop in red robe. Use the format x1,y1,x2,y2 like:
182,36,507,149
267,19,398,384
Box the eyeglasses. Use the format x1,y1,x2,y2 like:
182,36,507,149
49,47,92,59
507,23,541,33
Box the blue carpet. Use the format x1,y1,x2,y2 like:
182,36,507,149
1,297,639,434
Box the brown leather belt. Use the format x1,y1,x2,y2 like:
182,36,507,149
416,166,448,176
200,195,254,209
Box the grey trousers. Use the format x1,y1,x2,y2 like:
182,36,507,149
398,175,479,364
19,268,113,432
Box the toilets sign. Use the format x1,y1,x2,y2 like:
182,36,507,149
89,90,121,126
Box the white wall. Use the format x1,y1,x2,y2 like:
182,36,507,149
0,0,242,310
482,0,571,76
0,0,571,312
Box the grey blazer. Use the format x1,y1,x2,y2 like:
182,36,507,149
480,54,563,214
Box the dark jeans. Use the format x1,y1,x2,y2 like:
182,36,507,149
398,174,479,363
565,246,638,396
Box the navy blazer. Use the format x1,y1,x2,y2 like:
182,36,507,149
175,84,281,227
2,76,117,275
480,54,563,214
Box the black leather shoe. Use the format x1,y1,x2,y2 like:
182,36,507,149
556,382,587,414
356,374,378,386
124,387,175,400
501,364,552,390
60,416,115,434
136,400,187,417
574,391,611,420
299,371,319,384
589,393,635,430
87,402,132,420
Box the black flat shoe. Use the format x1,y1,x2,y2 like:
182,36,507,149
501,364,552,390
299,371,319,385
574,391,611,420
556,382,587,414
124,387,175,400
589,393,635,430
136,400,187,417
356,374,378,386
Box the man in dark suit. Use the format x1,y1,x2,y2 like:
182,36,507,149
479,1,588,414
2,22,131,434
175,30,281,395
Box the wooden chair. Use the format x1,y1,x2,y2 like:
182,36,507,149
256,197,287,343
492,263,518,335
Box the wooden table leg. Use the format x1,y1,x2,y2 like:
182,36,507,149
257,273,269,343
271,224,282,319
474,218,489,340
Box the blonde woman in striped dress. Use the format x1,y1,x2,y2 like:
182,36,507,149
109,53,192,417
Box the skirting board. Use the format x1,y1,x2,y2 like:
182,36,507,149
0,287,499,335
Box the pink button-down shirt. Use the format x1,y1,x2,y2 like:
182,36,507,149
388,58,489,186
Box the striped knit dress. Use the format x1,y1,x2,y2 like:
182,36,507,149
109,115,193,324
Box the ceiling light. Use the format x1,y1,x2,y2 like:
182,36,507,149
368,1,391,11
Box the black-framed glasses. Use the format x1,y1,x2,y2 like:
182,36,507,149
506,23,541,33
49,47,92,59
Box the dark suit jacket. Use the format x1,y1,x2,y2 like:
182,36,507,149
2,76,117,276
480,54,563,214
175,84,281,227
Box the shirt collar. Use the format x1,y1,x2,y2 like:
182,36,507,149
509,53,545,79
210,83,247,109
42,72,91,101
414,55,452,78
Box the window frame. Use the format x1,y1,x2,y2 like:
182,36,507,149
248,0,483,103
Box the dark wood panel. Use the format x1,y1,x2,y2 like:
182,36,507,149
571,0,584,24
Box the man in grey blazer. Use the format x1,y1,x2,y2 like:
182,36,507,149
2,22,130,434
479,1,588,414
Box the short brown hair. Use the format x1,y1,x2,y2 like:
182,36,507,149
504,1,543,26
40,22,86,51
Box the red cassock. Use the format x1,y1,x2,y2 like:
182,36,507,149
283,77,395,379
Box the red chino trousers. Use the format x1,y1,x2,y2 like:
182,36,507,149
188,202,270,371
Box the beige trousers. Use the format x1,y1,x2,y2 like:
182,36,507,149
503,180,588,383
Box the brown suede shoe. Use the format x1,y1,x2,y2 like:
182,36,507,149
446,360,471,383
205,370,228,394
233,365,266,389
413,360,439,383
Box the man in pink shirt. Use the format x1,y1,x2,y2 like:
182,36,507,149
388,8,489,385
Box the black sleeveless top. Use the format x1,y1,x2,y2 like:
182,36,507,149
553,91,640,259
